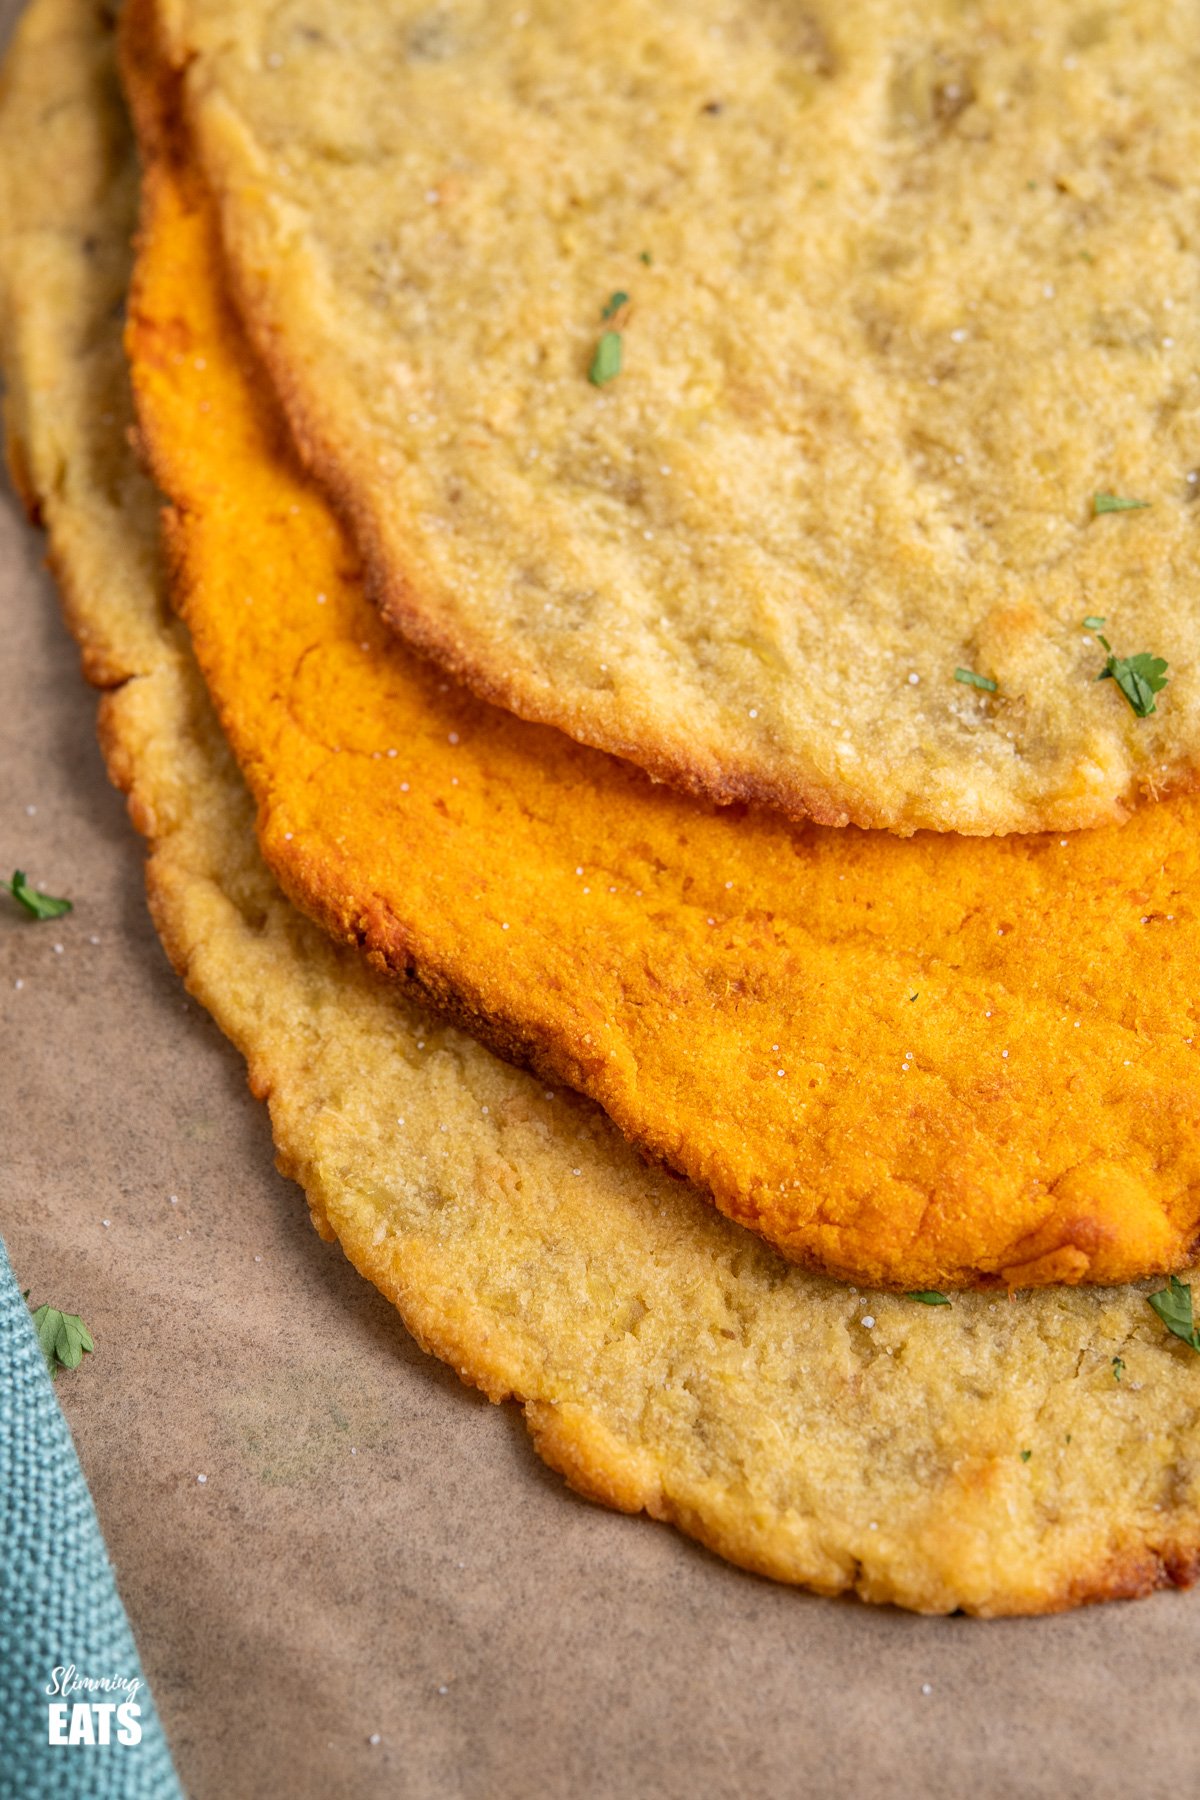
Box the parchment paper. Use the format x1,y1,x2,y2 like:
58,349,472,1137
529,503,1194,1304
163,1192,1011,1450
2,5,1198,1791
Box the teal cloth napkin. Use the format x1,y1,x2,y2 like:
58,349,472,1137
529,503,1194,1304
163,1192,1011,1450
0,1235,184,1800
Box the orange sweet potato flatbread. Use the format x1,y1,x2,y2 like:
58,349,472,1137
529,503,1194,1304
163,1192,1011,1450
122,15,1200,1293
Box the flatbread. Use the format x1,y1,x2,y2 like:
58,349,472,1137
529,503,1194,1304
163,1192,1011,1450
9,0,1200,1620
137,0,1199,837
115,0,1200,1295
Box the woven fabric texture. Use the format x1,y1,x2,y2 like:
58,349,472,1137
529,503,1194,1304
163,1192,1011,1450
0,1234,183,1800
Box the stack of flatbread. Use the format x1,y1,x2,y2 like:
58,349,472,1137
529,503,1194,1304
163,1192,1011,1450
4,0,1200,1615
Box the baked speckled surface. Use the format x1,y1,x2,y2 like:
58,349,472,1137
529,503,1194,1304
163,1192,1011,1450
114,0,1200,1295
142,0,1200,836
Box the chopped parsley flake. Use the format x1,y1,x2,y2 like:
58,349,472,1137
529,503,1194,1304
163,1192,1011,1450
588,330,623,387
954,668,997,693
3,869,72,920
1093,493,1150,515
1019,1449,1032,1463
1112,1355,1125,1382
1081,615,1106,630
1147,1274,1200,1351
601,290,629,320
907,1290,951,1306
908,993,919,1003
1094,632,1169,718
639,250,652,265
29,1302,94,1377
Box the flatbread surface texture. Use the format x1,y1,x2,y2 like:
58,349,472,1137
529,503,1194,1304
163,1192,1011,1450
8,0,1200,1618
117,0,1200,1295
142,0,1199,837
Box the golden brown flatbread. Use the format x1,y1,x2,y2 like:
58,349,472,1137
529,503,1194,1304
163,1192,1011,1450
115,0,1200,1295
9,0,1200,1618
140,0,1200,837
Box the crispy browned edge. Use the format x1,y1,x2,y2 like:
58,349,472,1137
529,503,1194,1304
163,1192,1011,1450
0,0,1196,1618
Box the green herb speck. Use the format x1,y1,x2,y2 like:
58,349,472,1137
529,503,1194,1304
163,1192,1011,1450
3,870,72,921
29,1301,94,1378
1147,1274,1200,1351
1095,638,1169,718
601,290,629,321
907,1291,951,1306
1094,493,1149,515
954,668,998,693
588,331,623,387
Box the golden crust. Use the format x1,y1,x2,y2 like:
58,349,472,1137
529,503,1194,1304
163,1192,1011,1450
139,0,1200,837
11,0,1200,1618
111,0,1200,1294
